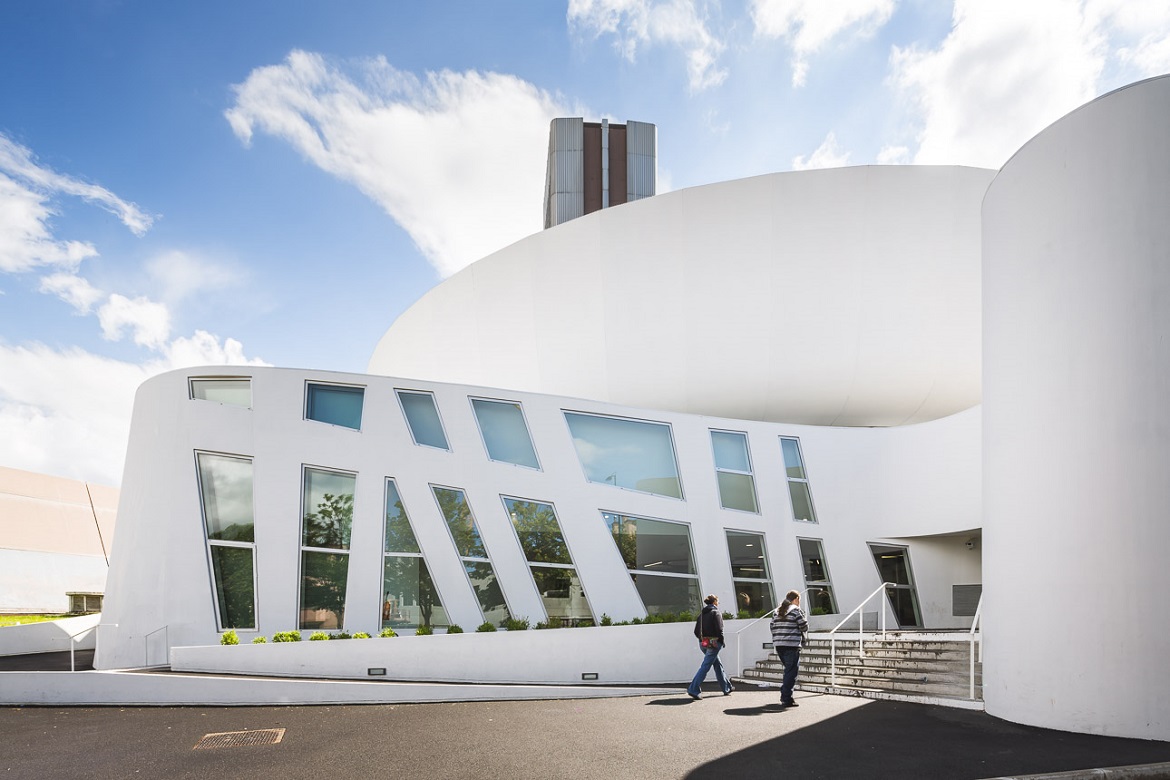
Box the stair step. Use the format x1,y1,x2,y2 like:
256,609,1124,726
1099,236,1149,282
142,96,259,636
741,669,981,698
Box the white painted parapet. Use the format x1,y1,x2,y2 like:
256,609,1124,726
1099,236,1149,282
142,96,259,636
982,75,1170,741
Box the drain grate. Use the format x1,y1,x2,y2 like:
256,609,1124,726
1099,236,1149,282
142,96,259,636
193,728,286,750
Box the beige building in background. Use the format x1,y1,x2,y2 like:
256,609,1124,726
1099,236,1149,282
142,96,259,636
0,466,117,614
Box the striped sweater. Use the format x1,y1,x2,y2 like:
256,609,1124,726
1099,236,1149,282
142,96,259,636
770,606,808,648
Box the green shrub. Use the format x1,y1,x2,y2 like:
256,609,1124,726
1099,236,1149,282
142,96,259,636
415,624,434,636
446,624,463,634
475,621,497,633
810,607,827,617
332,631,352,640
534,620,554,629
251,636,267,644
272,631,301,643
630,617,642,625
678,610,695,623
737,610,750,620
576,619,594,628
615,620,631,626
721,611,734,620
502,616,530,631
379,628,397,638
309,631,329,641
352,632,371,639
600,613,613,626
220,630,239,646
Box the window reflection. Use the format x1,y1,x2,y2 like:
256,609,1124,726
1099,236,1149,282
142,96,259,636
398,390,449,449
300,467,355,630
306,383,364,430
712,430,758,513
565,412,682,498
433,485,511,626
602,512,699,615
780,437,818,522
382,479,448,631
726,530,774,617
505,497,593,625
190,377,251,408
473,399,539,468
196,452,256,630
799,538,839,615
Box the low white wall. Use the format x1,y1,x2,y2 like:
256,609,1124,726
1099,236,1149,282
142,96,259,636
0,613,99,655
172,620,772,686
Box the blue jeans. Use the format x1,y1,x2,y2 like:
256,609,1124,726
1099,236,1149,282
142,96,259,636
688,642,731,696
777,646,801,702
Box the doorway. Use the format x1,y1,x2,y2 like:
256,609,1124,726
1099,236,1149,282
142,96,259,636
868,543,922,628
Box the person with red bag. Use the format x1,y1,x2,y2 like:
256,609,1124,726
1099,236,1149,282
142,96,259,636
687,594,733,699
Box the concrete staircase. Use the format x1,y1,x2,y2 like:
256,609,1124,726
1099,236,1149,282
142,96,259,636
737,631,983,709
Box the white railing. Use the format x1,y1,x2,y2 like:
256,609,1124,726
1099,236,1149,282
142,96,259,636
68,624,98,672
729,588,826,676
968,595,983,700
828,582,894,687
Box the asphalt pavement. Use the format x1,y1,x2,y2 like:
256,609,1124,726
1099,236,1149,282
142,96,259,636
3,685,1170,780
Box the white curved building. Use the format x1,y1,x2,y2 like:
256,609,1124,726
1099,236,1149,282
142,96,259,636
87,77,1170,741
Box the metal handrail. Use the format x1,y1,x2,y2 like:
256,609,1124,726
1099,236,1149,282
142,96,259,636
827,582,895,687
728,588,824,677
144,625,169,668
968,594,983,700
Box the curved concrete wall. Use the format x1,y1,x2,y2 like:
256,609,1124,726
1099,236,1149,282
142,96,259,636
983,76,1170,740
97,366,980,670
370,166,995,427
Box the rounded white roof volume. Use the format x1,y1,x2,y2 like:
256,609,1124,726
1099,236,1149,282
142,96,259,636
370,165,995,427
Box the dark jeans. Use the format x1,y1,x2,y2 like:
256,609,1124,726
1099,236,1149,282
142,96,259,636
777,646,801,702
687,643,731,696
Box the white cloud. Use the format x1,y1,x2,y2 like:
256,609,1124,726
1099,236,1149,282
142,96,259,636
877,145,911,165
752,0,895,87
226,51,575,278
38,272,103,313
568,0,728,91
0,337,268,486
792,132,852,170
0,172,98,273
145,249,244,305
0,134,154,237
97,293,172,349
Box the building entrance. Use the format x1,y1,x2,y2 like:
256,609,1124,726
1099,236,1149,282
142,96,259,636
868,543,922,628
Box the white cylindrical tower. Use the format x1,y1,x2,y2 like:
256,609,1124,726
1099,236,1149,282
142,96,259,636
982,76,1170,739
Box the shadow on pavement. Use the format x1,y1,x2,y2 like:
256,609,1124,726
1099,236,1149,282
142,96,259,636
0,650,94,671
686,699,1170,780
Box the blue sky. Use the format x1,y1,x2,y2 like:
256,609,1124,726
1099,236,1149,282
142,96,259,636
2,0,1168,486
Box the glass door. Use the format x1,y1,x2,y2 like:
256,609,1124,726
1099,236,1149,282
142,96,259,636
868,543,922,628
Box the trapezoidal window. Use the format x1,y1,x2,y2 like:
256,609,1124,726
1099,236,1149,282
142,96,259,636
190,377,252,409
565,411,682,499
432,486,511,626
726,530,774,617
196,452,257,631
299,466,356,630
504,496,593,626
798,537,838,615
602,511,699,616
382,478,448,632
780,436,818,523
472,398,539,468
398,390,450,450
305,383,364,430
711,430,759,513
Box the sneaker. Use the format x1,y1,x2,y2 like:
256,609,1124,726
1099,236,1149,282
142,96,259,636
688,693,700,700
723,686,734,696
781,699,799,707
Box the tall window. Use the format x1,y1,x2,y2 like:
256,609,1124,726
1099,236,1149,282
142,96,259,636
711,430,758,513
726,530,774,617
602,512,699,615
382,479,447,631
299,467,356,630
190,377,251,408
780,437,818,523
798,538,838,615
472,398,539,468
504,497,592,626
432,486,510,626
565,412,682,499
305,383,364,430
196,452,256,630
398,390,450,450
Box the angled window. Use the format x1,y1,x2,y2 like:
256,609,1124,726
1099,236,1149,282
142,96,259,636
504,497,593,626
196,452,256,630
711,430,758,513
726,530,774,617
798,538,838,615
472,398,539,468
602,512,699,616
565,412,682,499
382,479,447,631
780,437,817,523
433,486,510,626
398,390,449,450
190,377,251,409
299,467,356,630
305,383,364,430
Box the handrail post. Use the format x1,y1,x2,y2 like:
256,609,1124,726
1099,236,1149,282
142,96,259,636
968,594,983,700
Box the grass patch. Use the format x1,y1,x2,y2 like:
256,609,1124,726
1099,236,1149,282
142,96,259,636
0,614,72,627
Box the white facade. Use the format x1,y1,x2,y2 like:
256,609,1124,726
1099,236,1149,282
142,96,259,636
91,76,1170,741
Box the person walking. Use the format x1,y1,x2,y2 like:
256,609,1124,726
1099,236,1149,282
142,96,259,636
770,589,808,707
687,594,733,699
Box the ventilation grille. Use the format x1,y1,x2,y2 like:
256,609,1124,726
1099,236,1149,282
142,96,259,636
194,728,285,750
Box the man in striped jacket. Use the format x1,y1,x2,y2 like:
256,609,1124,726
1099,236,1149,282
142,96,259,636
770,589,808,707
